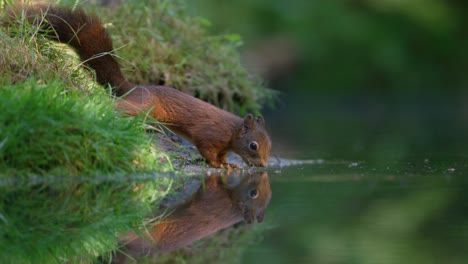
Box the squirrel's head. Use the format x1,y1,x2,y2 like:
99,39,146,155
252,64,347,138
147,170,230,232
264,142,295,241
233,172,271,224
233,114,272,167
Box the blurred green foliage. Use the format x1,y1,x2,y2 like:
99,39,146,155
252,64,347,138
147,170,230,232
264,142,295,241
189,0,468,161
190,0,468,92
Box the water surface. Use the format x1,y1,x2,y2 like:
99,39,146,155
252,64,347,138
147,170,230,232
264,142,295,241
242,160,468,264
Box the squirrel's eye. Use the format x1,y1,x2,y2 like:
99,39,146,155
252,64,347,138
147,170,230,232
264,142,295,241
249,189,259,199
249,141,258,151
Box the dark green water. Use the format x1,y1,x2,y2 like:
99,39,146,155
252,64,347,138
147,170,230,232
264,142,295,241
241,161,468,264
237,91,468,264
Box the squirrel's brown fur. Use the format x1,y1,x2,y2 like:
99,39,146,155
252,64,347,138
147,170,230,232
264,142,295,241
10,4,271,168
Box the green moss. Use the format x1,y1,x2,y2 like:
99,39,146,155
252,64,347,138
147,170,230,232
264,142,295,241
94,0,274,113
0,80,168,178
0,19,91,88
0,2,171,177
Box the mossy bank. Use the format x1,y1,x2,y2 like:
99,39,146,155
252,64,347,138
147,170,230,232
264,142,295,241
0,0,271,263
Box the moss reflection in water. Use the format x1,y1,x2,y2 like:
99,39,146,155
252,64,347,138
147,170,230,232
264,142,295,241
0,175,174,263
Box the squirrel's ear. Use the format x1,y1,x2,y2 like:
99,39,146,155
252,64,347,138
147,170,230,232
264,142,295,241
243,113,255,128
256,116,265,127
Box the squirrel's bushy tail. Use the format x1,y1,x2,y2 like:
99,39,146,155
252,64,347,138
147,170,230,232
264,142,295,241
11,4,133,95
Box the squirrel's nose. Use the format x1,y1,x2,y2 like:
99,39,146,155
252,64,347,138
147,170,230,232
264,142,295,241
259,161,268,167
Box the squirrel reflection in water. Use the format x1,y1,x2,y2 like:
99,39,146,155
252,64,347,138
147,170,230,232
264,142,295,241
119,171,271,256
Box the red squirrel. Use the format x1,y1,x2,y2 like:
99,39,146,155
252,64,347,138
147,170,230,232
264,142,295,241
13,4,271,168
119,171,271,256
